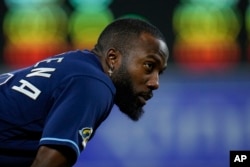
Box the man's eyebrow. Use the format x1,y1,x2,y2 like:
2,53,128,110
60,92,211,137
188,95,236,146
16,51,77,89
146,54,161,61
146,54,166,66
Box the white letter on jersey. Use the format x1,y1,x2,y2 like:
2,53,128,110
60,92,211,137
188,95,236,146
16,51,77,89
26,68,55,78
12,79,41,100
34,57,64,67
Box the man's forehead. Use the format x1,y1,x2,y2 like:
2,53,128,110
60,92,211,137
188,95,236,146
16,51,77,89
158,39,169,59
140,33,169,58
127,33,168,66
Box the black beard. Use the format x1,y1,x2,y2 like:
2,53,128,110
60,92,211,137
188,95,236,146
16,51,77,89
111,64,145,121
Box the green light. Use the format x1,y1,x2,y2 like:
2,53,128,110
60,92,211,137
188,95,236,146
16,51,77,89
246,5,250,39
173,4,240,42
68,0,114,49
181,0,238,7
4,7,68,44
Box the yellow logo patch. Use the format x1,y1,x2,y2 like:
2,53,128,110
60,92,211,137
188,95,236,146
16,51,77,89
79,127,93,148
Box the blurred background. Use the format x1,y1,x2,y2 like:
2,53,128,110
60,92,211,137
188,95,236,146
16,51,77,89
0,0,249,166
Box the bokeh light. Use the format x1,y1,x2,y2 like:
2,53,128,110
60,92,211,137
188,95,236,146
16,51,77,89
3,0,69,68
173,0,241,74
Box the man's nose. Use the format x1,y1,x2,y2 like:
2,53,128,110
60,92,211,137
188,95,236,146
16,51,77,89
146,73,159,90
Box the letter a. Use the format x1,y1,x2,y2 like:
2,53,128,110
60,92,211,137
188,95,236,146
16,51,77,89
12,79,41,100
234,155,241,162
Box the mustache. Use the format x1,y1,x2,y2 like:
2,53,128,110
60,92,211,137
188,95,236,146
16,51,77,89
139,91,153,101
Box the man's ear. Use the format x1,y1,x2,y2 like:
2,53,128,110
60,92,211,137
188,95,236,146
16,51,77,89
105,48,120,68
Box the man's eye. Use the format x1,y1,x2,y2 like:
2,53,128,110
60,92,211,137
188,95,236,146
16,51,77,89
144,62,154,72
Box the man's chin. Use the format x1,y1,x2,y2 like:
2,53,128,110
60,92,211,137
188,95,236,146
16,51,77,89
119,106,145,121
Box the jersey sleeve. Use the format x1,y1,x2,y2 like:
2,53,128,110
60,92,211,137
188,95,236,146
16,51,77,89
39,76,114,160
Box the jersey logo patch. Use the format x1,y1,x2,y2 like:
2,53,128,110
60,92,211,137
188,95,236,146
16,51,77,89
79,127,93,148
0,73,13,85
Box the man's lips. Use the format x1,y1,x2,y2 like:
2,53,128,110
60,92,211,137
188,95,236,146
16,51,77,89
138,93,153,105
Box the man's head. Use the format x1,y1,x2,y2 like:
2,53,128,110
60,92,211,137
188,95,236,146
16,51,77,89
93,18,169,121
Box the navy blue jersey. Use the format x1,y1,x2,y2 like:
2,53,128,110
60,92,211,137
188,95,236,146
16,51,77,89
0,50,115,166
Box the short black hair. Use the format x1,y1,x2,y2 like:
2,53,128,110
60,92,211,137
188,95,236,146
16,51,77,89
95,18,167,55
